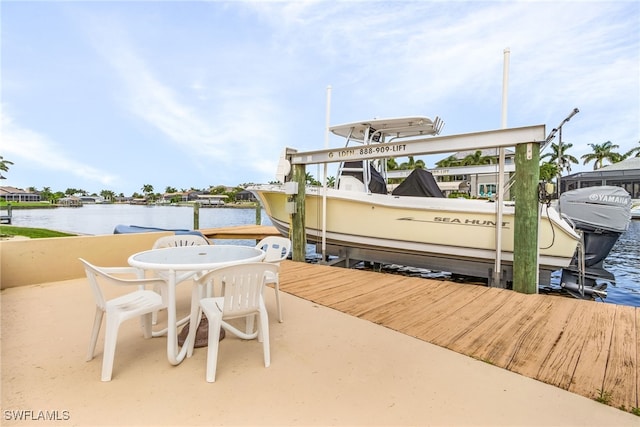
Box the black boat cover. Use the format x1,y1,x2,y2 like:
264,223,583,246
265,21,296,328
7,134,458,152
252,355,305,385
391,168,445,198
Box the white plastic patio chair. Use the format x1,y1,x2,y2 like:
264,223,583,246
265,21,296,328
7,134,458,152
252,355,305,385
79,258,167,382
254,236,291,322
194,262,279,382
152,234,211,250
150,234,211,326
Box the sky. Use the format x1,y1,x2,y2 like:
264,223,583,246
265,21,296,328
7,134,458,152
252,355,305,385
1,0,639,197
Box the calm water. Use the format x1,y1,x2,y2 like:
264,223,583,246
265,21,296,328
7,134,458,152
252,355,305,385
8,204,640,307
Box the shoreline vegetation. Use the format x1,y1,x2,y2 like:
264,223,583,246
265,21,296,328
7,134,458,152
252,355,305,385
0,225,76,239
0,201,259,209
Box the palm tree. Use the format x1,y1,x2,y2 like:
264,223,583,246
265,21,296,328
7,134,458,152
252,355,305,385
541,142,579,175
624,140,640,158
386,158,399,171
40,186,54,203
434,155,461,183
100,190,115,202
326,176,336,188
304,172,320,186
461,150,492,166
435,155,459,168
580,141,622,170
0,155,14,179
398,156,425,170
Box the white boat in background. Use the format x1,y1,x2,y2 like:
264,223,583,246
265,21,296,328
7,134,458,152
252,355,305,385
249,116,631,298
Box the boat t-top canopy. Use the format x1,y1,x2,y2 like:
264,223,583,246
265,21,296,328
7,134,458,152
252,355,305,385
329,116,444,142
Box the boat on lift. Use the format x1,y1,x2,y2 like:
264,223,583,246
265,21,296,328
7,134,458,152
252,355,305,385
249,116,630,297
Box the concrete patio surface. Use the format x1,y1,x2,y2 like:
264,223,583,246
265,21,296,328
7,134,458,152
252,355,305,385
1,277,638,426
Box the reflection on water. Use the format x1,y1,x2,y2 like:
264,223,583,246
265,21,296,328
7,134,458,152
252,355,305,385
602,220,640,307
8,205,640,307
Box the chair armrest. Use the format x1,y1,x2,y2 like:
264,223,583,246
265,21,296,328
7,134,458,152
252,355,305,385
99,266,145,276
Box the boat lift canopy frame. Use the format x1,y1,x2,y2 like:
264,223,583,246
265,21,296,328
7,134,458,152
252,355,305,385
289,125,545,165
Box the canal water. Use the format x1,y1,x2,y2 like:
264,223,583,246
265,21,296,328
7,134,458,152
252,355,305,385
7,204,640,307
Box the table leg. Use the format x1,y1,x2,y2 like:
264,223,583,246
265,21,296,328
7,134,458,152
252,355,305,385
186,283,202,358
166,270,190,365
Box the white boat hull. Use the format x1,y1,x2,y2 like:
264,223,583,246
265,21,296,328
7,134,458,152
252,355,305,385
250,185,580,281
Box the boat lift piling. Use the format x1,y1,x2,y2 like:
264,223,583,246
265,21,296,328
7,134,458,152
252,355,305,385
291,163,307,262
285,125,546,294
513,142,541,294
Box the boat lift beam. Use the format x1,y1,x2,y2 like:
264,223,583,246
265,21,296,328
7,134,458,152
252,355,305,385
289,125,545,165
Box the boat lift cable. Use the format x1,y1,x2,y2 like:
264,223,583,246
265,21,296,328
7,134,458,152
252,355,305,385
538,203,557,250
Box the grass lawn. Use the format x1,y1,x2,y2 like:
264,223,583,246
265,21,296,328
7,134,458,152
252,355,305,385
0,225,76,239
0,201,56,208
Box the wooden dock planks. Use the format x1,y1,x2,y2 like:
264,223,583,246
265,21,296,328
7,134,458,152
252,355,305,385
604,305,638,410
278,260,639,410
198,224,280,240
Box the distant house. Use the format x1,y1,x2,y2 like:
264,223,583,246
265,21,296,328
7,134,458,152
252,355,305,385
58,196,83,207
79,196,105,204
196,194,227,206
161,191,200,203
114,196,134,203
560,157,640,198
236,190,257,202
0,186,42,202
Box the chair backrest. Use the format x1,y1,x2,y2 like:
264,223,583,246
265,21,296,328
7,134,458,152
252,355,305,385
196,263,279,318
255,236,291,263
152,234,210,249
79,258,166,311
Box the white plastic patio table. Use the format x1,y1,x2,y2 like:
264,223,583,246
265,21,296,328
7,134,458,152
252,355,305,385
128,244,265,365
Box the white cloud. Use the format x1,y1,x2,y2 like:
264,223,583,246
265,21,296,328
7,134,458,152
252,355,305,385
2,0,637,193
0,108,118,186
85,16,288,181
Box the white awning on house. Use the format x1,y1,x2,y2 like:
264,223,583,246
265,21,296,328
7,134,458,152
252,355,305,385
437,181,470,191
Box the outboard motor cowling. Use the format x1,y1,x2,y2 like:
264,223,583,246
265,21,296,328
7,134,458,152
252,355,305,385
559,186,632,299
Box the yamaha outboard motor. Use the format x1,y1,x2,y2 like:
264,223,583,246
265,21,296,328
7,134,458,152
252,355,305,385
559,186,632,299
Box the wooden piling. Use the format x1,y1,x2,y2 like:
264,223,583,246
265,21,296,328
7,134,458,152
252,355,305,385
255,202,261,225
291,164,307,262
193,202,200,230
513,142,540,294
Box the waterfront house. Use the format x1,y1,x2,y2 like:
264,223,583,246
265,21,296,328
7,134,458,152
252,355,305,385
561,156,640,199
57,196,83,207
0,186,41,202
